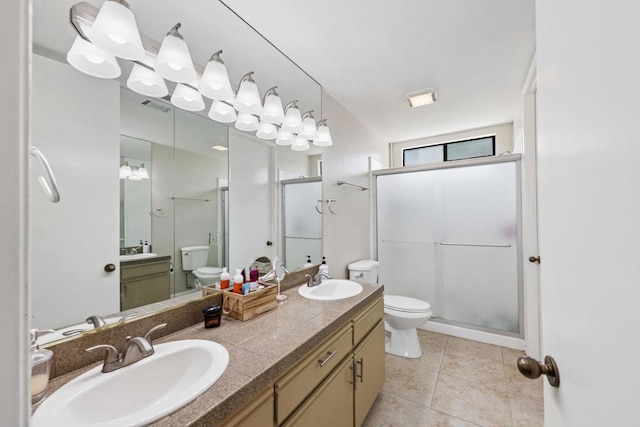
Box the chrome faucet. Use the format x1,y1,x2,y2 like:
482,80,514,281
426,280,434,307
305,272,330,287
86,315,107,329
86,323,166,373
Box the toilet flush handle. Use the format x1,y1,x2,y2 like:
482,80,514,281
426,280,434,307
353,272,364,278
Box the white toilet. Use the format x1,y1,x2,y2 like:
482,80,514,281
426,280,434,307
180,246,222,288
348,260,432,359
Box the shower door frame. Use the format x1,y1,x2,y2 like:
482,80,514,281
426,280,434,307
373,153,524,347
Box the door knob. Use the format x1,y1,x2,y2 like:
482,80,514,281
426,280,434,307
528,256,541,263
104,263,116,273
517,355,560,387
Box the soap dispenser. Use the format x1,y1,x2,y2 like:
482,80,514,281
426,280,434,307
319,257,329,276
303,255,313,268
142,241,150,254
30,329,54,406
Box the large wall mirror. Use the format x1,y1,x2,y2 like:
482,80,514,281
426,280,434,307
30,0,323,341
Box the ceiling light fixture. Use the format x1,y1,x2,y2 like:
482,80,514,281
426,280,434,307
233,72,262,115
66,35,121,79
199,50,234,101
407,89,437,108
171,83,205,111
89,0,145,60
209,144,228,151
300,110,318,141
155,23,197,83
313,119,333,147
281,101,303,133
260,86,285,125
127,63,168,97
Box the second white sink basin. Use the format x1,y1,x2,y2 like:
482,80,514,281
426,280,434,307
32,339,229,427
298,279,363,301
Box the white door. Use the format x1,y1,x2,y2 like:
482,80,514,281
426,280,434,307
536,1,640,425
30,55,120,329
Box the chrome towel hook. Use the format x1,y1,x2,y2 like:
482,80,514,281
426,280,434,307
30,147,61,203
326,199,338,215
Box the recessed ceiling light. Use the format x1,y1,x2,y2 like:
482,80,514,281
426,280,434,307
209,144,228,151
407,89,437,108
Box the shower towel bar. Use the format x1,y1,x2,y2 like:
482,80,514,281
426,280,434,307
438,242,512,248
171,197,210,202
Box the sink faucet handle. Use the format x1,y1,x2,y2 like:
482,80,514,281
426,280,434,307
143,323,167,345
86,344,120,367
117,312,139,323
86,315,107,329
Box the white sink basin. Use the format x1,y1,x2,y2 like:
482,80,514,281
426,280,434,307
298,279,363,301
32,339,229,427
119,253,158,261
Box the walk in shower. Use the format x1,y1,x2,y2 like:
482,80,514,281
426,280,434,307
375,155,522,337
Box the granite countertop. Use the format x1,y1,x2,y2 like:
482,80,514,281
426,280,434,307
46,281,384,426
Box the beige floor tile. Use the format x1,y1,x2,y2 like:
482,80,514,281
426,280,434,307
431,373,513,427
510,394,544,427
417,340,446,372
504,362,543,402
446,337,503,361
363,392,480,427
382,354,439,407
417,329,449,349
440,349,507,388
501,347,525,366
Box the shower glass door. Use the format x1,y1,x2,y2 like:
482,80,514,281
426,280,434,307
282,178,323,270
376,159,521,335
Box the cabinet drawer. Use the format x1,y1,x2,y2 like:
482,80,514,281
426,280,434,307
353,296,384,346
275,324,352,425
120,259,170,280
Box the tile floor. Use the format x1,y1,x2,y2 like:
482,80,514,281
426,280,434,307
363,330,543,427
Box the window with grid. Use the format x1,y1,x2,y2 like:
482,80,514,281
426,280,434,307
403,136,495,167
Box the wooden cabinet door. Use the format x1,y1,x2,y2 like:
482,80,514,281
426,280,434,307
120,274,170,310
283,356,354,427
221,387,274,427
354,321,385,426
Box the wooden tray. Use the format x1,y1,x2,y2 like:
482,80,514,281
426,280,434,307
204,283,277,322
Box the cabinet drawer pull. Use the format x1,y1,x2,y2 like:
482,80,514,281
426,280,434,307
318,350,338,367
356,357,364,383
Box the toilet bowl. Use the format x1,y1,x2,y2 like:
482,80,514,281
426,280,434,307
384,295,432,358
193,267,222,288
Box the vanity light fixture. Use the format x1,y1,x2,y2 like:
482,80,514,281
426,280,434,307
291,136,310,152
154,23,197,83
233,72,262,115
281,101,303,133
208,100,237,123
66,35,121,79
171,83,205,112
199,50,234,101
313,119,333,147
127,63,168,97
209,144,228,151
119,162,132,179
407,89,437,108
137,164,150,179
275,128,295,146
260,86,285,124
256,121,278,140
235,112,260,132
299,110,318,141
89,0,145,60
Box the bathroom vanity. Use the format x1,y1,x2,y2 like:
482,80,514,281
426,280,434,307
42,282,384,426
119,256,171,311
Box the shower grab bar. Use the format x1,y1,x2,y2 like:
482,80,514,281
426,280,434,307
171,197,210,202
284,236,322,240
438,242,512,248
30,147,61,203
380,239,435,245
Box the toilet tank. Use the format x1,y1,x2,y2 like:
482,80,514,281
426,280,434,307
347,260,380,283
180,246,209,272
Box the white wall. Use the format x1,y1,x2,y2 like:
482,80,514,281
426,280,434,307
321,90,388,277
0,0,29,423
390,123,514,168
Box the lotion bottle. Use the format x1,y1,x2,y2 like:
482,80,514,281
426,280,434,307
233,269,243,294
319,257,329,276
142,241,150,253
220,267,230,290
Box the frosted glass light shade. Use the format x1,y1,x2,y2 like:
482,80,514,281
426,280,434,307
281,105,303,133
89,0,145,60
233,79,262,115
256,121,278,140
260,94,285,124
138,164,150,179
127,63,168,97
200,59,233,100
300,116,318,140
66,36,121,79
291,136,310,151
171,84,205,111
155,35,197,83
235,112,259,132
275,129,294,146
313,124,333,147
119,162,132,179
208,100,237,123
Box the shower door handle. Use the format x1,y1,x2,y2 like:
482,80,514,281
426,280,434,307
528,256,541,264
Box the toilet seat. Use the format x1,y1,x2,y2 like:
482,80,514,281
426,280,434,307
384,295,431,314
195,267,222,277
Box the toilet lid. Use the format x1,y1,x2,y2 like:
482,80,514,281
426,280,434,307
384,295,431,313
196,267,222,276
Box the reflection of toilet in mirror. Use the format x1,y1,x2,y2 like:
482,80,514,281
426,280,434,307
348,260,432,359
180,246,221,289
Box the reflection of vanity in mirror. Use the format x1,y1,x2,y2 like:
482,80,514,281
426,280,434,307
30,0,324,340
